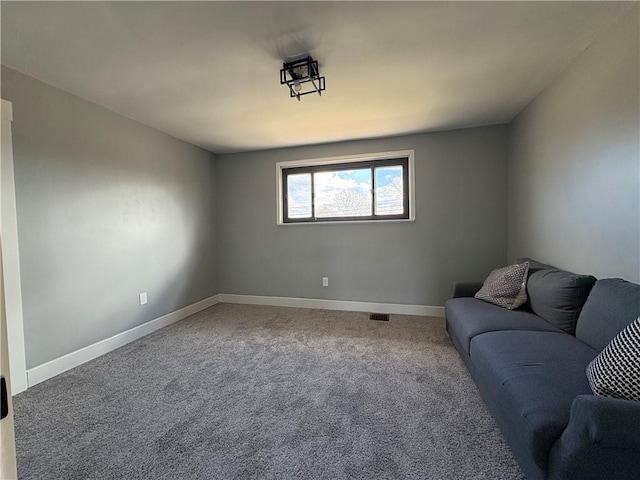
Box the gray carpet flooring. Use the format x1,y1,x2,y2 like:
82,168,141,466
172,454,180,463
14,304,524,479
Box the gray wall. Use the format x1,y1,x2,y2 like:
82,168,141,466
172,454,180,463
217,126,508,307
2,66,218,368
507,7,640,282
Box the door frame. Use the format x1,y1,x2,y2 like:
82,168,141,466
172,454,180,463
1,98,28,394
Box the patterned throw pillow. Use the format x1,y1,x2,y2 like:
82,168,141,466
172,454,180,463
586,317,640,402
474,261,530,310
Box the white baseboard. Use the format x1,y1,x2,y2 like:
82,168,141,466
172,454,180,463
26,293,443,388
218,294,445,317
26,294,220,388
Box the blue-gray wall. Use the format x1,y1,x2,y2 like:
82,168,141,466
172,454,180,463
2,66,218,368
507,7,640,282
217,126,508,307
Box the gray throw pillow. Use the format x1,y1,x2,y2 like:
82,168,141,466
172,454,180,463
475,262,529,310
586,317,640,402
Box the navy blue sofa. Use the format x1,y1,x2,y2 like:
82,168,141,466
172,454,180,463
445,259,640,480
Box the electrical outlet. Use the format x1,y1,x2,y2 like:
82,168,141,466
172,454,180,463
139,292,148,305
322,277,329,287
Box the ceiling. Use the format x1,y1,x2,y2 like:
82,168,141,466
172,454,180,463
0,1,632,154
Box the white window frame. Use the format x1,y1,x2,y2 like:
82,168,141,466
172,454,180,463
276,150,415,225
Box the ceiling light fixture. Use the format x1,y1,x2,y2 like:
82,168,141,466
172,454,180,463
280,55,326,101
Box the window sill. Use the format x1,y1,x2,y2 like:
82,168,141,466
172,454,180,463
277,218,416,226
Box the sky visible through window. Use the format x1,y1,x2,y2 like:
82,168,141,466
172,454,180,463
287,166,404,219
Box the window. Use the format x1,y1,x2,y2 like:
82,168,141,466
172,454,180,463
277,150,415,224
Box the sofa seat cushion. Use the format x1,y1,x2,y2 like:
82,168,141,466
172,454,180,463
470,331,598,470
445,297,563,357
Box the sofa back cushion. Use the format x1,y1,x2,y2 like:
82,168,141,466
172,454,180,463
519,258,555,274
576,278,640,351
525,267,596,334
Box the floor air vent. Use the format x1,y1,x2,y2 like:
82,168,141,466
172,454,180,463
369,313,389,321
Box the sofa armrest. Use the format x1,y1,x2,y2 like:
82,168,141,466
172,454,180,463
548,394,640,480
450,282,483,298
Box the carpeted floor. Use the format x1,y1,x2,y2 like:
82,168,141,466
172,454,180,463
14,304,524,479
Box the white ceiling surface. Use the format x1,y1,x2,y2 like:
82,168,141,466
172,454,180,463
1,2,632,154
